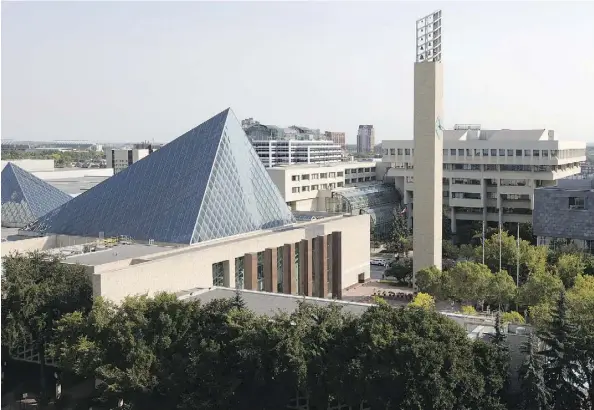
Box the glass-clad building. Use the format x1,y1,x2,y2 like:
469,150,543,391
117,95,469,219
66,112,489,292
1,163,72,228
325,183,401,236
25,108,295,244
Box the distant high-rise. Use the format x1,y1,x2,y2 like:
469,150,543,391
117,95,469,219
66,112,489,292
324,131,346,150
356,125,375,154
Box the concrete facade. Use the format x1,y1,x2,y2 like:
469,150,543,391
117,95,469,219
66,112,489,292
267,162,378,212
5,215,370,304
252,139,342,168
383,135,585,229
412,61,443,275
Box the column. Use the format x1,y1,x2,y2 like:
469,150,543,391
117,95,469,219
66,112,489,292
244,253,258,290
313,235,328,298
263,248,278,293
223,259,236,288
330,232,343,299
283,243,296,295
299,239,313,296
450,207,457,234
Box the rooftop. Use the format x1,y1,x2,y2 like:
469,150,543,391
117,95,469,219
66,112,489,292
270,161,378,170
63,243,178,266
178,287,371,316
44,176,111,196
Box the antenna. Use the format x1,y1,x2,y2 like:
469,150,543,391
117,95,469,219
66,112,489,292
416,10,442,63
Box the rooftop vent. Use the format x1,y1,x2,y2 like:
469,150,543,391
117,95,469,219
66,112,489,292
548,130,555,140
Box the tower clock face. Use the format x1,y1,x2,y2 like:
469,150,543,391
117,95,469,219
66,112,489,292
435,117,444,140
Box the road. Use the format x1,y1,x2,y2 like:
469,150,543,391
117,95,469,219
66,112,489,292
370,264,387,280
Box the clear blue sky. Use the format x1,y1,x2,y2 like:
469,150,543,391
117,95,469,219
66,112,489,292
2,1,593,143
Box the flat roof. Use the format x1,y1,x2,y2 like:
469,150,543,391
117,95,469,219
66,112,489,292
63,243,177,266
44,176,110,195
179,287,372,316
269,161,378,170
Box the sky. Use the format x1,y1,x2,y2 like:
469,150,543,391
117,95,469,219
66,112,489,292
2,1,593,144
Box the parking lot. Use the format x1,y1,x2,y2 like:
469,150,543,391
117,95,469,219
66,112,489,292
370,263,387,280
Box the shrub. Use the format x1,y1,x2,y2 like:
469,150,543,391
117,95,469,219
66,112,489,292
501,311,525,325
461,305,478,315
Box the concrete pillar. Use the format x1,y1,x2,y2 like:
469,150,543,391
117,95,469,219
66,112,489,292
412,60,443,277
450,207,457,234
282,243,296,295
299,239,313,296
313,235,328,298
263,248,278,293
405,190,413,230
331,232,343,299
223,258,236,288
244,253,258,290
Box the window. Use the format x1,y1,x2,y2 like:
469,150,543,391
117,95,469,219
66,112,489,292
212,262,225,286
491,149,497,157
499,149,505,156
443,190,449,198
458,149,464,156
405,148,411,155
450,149,456,156
487,192,498,199
337,171,344,177
483,149,489,156
516,150,522,157
337,182,344,187
524,150,531,157
328,172,336,178
311,185,318,190
542,150,549,158
344,169,350,174
533,150,540,157
569,197,585,210
390,148,396,155
475,149,481,157
301,186,310,192
291,175,300,181
397,148,403,155
292,187,300,193
345,179,351,184
320,173,328,178
311,173,319,179
364,168,370,172
507,149,514,156
371,167,376,172
301,174,310,180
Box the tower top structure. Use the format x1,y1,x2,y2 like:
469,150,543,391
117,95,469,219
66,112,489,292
416,10,442,63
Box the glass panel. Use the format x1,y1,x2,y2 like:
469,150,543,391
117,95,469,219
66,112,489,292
24,110,295,244
277,247,284,292
257,252,264,291
235,256,245,289
212,261,225,287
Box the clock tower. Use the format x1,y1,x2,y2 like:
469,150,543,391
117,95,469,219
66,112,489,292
412,10,444,282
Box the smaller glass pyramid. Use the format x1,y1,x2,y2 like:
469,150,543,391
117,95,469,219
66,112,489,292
1,163,72,228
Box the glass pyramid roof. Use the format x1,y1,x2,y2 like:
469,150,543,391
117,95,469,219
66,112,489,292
25,108,295,244
1,163,72,228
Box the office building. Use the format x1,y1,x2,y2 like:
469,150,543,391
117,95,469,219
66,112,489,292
1,163,72,228
356,125,375,154
381,128,586,231
411,10,444,275
252,139,342,168
106,146,154,174
324,131,346,150
533,177,594,252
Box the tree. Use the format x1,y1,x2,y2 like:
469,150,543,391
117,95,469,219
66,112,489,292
409,293,435,310
518,271,564,308
492,312,511,399
415,266,445,299
386,209,411,256
501,311,525,325
384,257,413,285
442,240,460,259
445,261,492,305
488,270,517,311
1,251,92,402
566,275,594,409
538,291,585,410
519,333,550,410
554,253,585,288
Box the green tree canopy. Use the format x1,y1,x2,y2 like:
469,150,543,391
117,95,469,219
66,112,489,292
445,261,493,304
1,251,92,401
